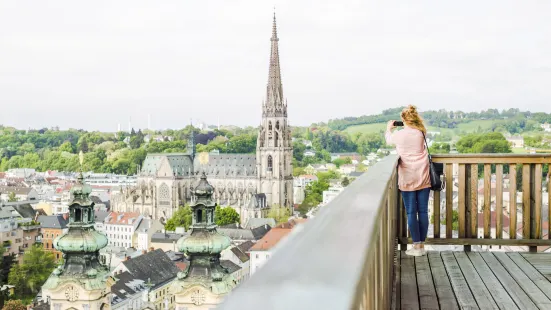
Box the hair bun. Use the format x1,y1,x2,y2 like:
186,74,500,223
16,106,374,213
407,105,417,113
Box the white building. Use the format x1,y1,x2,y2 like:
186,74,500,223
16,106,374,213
104,212,143,248
0,186,39,202
84,173,137,187
322,186,345,205
249,228,292,276
220,241,254,285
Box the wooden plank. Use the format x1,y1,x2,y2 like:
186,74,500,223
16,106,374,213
509,164,517,239
495,164,504,239
521,253,551,281
401,253,420,310
431,154,551,164
392,251,401,310
440,252,478,309
415,255,439,310
484,164,491,239
470,164,478,239
458,164,466,238
434,191,440,238
427,252,459,310
480,252,539,310
453,252,498,309
446,164,453,238
507,253,551,301
533,164,542,239
466,252,518,310
399,237,551,246
493,252,551,308
523,164,531,239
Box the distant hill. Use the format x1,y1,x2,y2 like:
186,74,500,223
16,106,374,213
330,108,551,137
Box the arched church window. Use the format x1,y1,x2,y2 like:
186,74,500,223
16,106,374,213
275,132,279,147
267,155,273,172
276,121,280,130
159,183,170,199
268,121,272,130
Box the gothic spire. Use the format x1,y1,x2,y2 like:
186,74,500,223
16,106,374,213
265,11,284,111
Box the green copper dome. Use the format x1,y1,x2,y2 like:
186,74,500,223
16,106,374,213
54,228,108,253
177,230,231,255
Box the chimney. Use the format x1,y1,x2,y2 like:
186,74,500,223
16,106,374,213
235,222,239,228
125,256,131,261
264,224,267,230
63,213,69,220
149,247,154,252
142,250,146,255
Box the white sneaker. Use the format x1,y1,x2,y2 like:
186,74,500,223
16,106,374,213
405,247,424,257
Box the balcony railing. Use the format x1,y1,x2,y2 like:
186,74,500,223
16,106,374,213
220,154,551,310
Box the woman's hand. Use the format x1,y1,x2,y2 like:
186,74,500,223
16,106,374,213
387,120,396,131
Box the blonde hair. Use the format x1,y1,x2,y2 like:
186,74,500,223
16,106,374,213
401,105,426,134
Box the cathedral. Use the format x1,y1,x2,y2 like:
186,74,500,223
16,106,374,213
112,14,294,224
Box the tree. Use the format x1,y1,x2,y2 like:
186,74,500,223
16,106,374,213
215,206,240,226
164,206,193,231
2,300,25,310
342,177,350,187
8,245,56,298
267,205,291,224
58,141,74,153
7,193,17,202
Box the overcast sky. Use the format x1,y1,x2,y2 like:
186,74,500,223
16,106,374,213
1,1,551,131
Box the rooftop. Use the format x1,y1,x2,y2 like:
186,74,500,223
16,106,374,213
249,228,293,251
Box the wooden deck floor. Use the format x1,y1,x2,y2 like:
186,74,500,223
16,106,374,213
396,251,551,310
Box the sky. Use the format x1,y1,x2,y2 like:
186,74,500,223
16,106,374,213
1,0,551,131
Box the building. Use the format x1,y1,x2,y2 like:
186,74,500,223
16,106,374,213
135,218,165,251
38,214,69,261
104,212,143,248
112,249,180,310
112,13,294,224
110,271,154,310
322,186,345,205
0,186,39,202
507,135,524,148
41,173,111,310
149,231,186,252
220,241,254,285
172,173,240,309
330,152,362,162
541,123,551,132
249,227,293,275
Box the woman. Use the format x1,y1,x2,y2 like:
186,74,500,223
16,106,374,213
385,105,431,256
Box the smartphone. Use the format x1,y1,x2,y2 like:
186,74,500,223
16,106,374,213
393,121,404,126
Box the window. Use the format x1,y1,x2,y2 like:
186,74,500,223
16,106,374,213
255,254,259,259
268,121,272,130
267,156,273,172
276,121,280,129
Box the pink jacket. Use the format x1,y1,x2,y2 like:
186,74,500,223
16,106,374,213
385,126,431,192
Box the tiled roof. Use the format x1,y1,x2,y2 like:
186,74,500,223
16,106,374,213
111,271,147,305
122,249,180,290
236,241,255,253
230,247,250,263
38,215,69,229
0,186,32,195
105,212,141,225
250,228,293,251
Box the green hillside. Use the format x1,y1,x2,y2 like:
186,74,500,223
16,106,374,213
345,119,496,136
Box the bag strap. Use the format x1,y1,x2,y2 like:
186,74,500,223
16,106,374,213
421,132,432,161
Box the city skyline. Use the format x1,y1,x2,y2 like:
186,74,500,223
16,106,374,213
2,1,551,131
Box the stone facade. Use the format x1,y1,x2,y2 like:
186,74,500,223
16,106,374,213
112,13,293,224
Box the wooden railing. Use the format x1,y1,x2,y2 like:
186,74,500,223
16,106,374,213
398,154,551,252
219,155,401,310
219,154,551,310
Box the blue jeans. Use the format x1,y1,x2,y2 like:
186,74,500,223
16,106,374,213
401,188,430,243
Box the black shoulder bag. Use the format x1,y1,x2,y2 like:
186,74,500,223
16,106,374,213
422,133,445,192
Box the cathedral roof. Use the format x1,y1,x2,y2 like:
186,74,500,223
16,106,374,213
194,153,256,177
139,153,257,178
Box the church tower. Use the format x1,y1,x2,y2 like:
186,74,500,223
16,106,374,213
257,13,294,211
42,169,111,310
